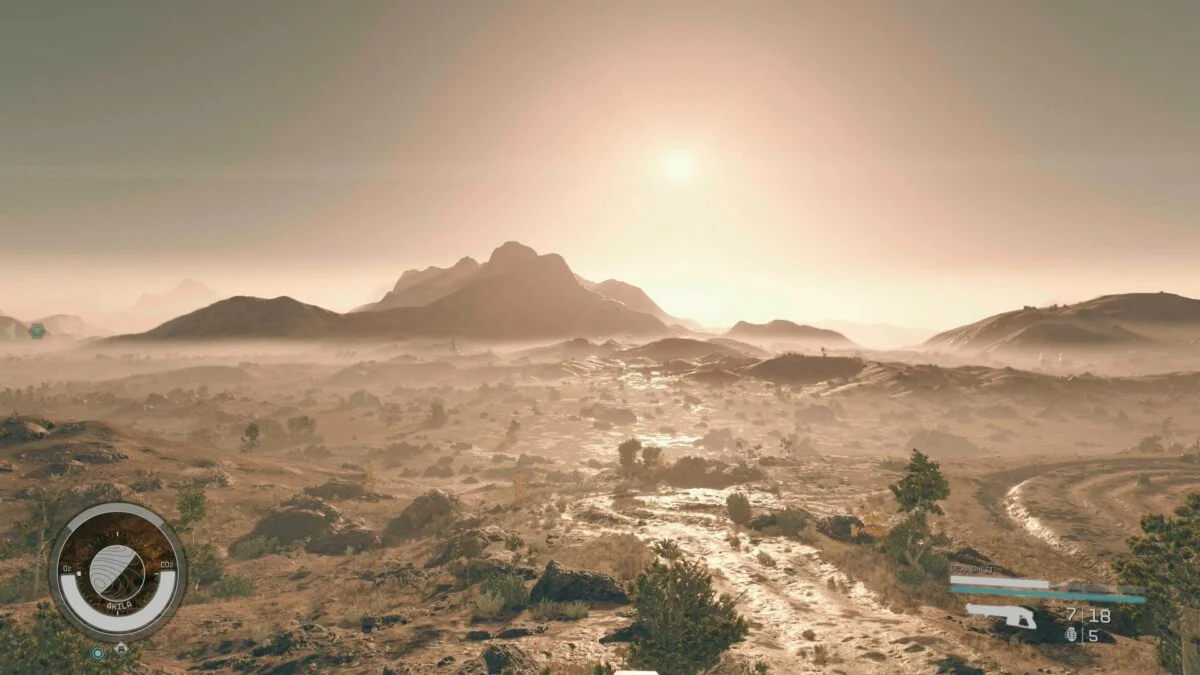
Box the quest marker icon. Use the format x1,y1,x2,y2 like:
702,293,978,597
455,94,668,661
29,322,46,339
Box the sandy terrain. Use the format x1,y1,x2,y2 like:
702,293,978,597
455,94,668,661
1,337,1195,674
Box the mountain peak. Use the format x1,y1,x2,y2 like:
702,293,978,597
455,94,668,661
486,241,539,268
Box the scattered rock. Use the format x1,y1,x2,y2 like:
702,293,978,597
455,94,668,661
598,623,648,644
303,477,367,501
495,627,534,640
578,403,637,426
465,630,491,641
361,613,410,634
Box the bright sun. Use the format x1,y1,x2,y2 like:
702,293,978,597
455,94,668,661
660,150,697,185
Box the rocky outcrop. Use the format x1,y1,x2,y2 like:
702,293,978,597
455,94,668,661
303,477,366,501
383,490,462,543
425,529,491,568
529,561,629,605
234,494,380,556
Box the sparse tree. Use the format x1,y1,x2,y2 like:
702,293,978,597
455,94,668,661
627,554,749,674
885,449,951,576
618,438,642,473
176,486,207,545
506,418,521,441
888,449,950,515
1114,491,1200,672
240,422,260,453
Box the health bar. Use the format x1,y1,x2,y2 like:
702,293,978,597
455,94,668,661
949,586,1146,604
949,575,1049,589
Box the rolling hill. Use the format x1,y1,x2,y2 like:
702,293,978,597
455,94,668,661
726,320,855,347
924,292,1200,353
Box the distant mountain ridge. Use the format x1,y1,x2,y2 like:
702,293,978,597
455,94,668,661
114,243,671,341
726,320,855,347
925,292,1200,353
132,279,222,316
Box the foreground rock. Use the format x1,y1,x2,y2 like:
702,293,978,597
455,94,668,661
529,560,629,605
455,643,537,674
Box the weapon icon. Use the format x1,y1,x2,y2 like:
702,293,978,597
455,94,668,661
966,604,1038,630
1065,627,1078,642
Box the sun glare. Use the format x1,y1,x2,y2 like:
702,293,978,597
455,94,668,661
660,150,697,185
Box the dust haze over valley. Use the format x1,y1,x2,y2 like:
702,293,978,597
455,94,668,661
3,3,1200,675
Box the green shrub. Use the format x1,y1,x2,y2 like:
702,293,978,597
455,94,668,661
210,575,255,600
472,591,505,620
896,567,926,585
0,569,36,604
774,508,808,538
187,542,224,587
726,492,752,525
627,556,748,674
0,602,141,674
480,573,528,611
530,600,590,621
229,536,281,560
922,553,950,579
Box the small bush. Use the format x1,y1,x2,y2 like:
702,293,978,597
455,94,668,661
897,567,926,585
531,600,590,621
210,575,255,600
775,508,808,538
229,536,281,560
652,538,683,561
755,551,776,567
187,543,224,587
726,492,752,525
480,573,528,611
472,591,505,620
922,553,950,579
129,469,163,493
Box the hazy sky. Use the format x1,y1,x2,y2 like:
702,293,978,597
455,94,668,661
2,1,1198,329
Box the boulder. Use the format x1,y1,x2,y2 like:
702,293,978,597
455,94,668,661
383,490,461,542
235,495,345,549
307,520,382,556
425,529,491,568
480,644,536,674
529,561,629,605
